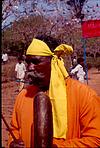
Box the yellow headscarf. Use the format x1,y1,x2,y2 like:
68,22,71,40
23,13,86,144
26,38,73,139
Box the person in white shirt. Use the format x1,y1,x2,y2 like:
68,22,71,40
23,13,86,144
2,52,8,64
15,57,26,92
70,58,86,83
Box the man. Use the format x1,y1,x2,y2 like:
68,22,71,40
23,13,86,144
15,57,26,92
70,57,86,83
8,36,100,147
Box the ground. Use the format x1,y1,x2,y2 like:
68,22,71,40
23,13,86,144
1,58,100,148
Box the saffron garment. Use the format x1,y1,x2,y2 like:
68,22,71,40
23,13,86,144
8,78,100,147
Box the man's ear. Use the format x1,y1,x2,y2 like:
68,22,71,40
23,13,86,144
54,51,64,58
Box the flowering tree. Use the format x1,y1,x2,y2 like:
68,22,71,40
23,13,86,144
2,0,35,30
2,0,100,57
2,0,91,30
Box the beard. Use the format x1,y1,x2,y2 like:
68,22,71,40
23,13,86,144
25,71,49,91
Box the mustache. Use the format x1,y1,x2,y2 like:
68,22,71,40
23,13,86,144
25,71,45,85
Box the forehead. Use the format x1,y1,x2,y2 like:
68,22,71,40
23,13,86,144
26,55,51,61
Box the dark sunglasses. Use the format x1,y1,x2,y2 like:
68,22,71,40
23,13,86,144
25,58,40,65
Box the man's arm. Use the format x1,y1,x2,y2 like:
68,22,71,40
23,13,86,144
67,95,100,147
23,64,26,72
15,64,18,72
70,65,79,74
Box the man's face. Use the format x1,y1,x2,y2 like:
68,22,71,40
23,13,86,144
25,55,51,91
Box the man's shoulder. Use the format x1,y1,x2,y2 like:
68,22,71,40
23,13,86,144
21,62,26,66
16,85,39,99
66,78,99,110
66,77,97,97
21,62,25,65
66,77,83,86
16,63,19,66
72,64,80,70
77,64,82,68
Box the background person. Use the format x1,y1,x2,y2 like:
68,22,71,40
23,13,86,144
70,57,86,83
2,52,8,64
15,57,26,92
8,36,100,148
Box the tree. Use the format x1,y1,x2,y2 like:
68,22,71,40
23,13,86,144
2,0,100,57
2,15,56,55
2,0,35,30
66,0,87,19
66,0,100,20
3,0,98,30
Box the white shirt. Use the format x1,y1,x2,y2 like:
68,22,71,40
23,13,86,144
71,64,86,83
15,63,26,79
2,53,8,62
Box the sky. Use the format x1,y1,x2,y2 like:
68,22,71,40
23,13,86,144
2,0,100,29
83,0,100,20
31,0,100,20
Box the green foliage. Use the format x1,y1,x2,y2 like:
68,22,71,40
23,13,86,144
2,15,47,55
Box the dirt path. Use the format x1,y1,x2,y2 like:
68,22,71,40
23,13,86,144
1,68,100,147
88,68,100,95
2,81,19,147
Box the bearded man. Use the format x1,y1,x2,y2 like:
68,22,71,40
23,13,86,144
8,35,100,148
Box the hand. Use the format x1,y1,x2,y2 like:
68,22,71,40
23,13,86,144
9,139,25,148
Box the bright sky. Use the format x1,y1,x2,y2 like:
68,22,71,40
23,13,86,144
83,0,100,20
2,0,100,29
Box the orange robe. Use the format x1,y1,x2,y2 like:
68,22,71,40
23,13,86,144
8,78,100,147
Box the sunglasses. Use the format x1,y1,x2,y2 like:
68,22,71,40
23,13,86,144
25,58,41,65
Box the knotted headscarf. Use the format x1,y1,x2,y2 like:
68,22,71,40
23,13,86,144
26,38,73,139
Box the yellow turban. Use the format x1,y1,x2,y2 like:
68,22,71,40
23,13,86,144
26,38,73,139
